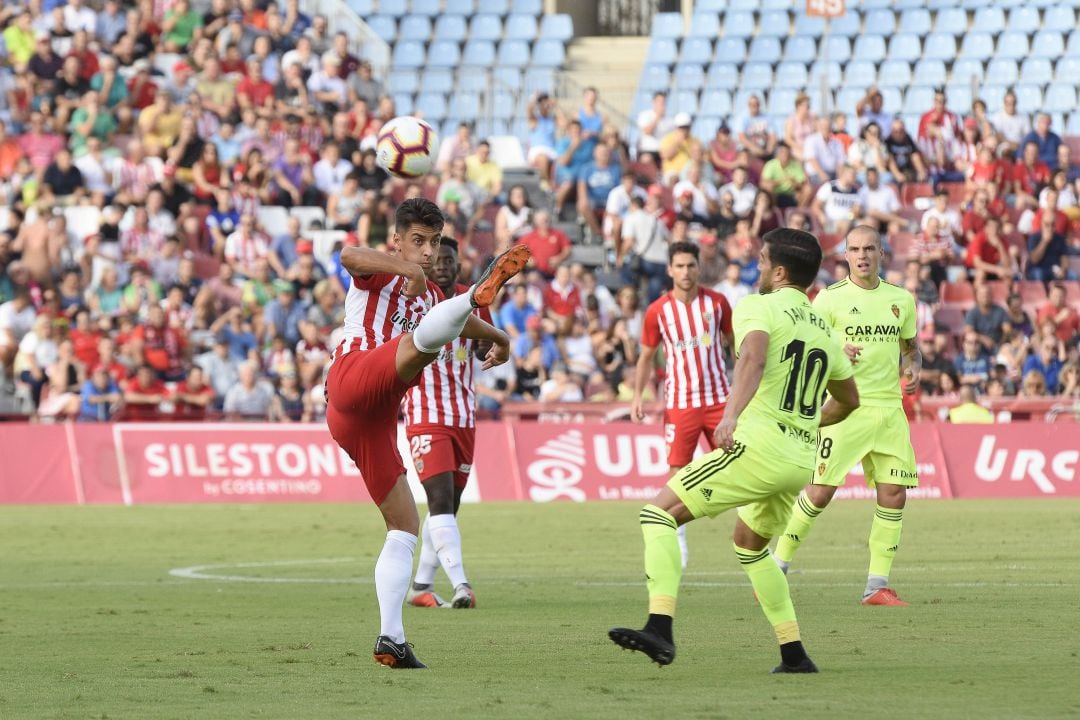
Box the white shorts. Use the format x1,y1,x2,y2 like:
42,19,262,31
528,145,557,163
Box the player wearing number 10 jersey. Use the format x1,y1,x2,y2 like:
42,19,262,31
403,238,492,611
610,229,859,673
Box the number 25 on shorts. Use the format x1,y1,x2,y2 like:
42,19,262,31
410,434,432,459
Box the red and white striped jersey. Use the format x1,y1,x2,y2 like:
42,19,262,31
331,272,444,362
404,284,493,429
641,288,733,410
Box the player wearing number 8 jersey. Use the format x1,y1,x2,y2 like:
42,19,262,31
633,242,734,567
610,229,859,673
774,226,921,606
403,238,492,611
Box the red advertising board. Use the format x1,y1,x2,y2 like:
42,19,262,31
938,424,1079,497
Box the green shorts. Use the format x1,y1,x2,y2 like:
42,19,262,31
669,440,813,540
813,405,918,488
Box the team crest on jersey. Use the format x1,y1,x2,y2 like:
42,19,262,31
700,332,712,347
818,463,826,476
454,346,468,362
891,304,900,318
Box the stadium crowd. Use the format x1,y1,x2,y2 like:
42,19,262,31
0,2,1078,423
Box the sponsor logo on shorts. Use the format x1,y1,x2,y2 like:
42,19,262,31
889,468,918,480
818,463,826,476
458,463,472,474
700,488,712,501
415,459,425,473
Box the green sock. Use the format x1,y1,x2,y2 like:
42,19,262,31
774,493,825,566
868,505,904,586
735,544,801,645
640,505,682,618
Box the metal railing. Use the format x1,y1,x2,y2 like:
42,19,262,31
299,0,391,80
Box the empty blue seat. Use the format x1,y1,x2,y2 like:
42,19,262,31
740,62,773,90
462,40,495,66
978,85,1006,110
504,14,537,41
855,34,887,62
511,0,541,14
782,35,815,63
681,37,714,64
959,33,994,61
1007,6,1040,33
531,39,566,67
388,70,418,94
724,11,756,38
824,36,851,64
828,10,861,37
377,0,407,15
696,0,727,10
761,0,794,10
1068,30,1080,57
700,89,732,116
768,88,798,115
651,12,683,38
491,92,516,120
913,59,946,86
1019,57,1053,83
1043,84,1077,114
715,37,747,63
984,58,1018,85
433,15,467,42
935,7,967,34
639,64,670,92
1068,112,1080,135
835,87,866,116
445,0,475,13
1031,31,1064,60
426,40,461,68
493,67,520,87
886,34,920,62
972,7,1005,34
414,93,446,121
391,40,425,68
902,86,934,115
961,0,991,8
1045,7,1076,32
397,15,431,41
729,0,759,10
757,11,789,37
899,8,932,34
863,9,896,36
391,93,413,116
877,59,912,88
673,63,706,90
997,32,1029,60
923,33,956,61
808,61,842,87
347,0,373,13
927,0,957,9
748,36,781,63
539,14,573,41
485,0,509,12
1057,57,1080,83
879,87,903,113
524,67,554,93
449,93,480,119
844,60,876,88
950,58,984,84
1014,84,1043,115
792,13,825,38
687,13,721,38
421,69,453,93
469,14,502,41
409,0,439,15
497,40,530,67
946,86,971,113
366,15,396,42
707,62,740,89
775,62,809,88
646,38,678,65
671,90,699,115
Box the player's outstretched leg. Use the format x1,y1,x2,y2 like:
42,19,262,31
773,489,831,573
609,504,683,666
407,514,451,608
863,489,908,606
734,519,818,674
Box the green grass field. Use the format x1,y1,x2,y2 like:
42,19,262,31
1,500,1078,719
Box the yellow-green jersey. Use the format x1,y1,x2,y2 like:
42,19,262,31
733,287,854,469
812,278,916,408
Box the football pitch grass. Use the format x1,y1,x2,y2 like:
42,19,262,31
1,500,1078,719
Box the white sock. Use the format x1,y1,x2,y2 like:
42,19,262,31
413,291,475,353
428,513,468,588
677,524,689,570
374,530,417,643
413,514,439,587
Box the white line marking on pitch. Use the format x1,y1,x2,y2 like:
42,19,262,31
169,557,364,584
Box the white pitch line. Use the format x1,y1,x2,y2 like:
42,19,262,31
577,581,1077,589
168,557,361,584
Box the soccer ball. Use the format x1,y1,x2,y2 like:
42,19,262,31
375,116,440,179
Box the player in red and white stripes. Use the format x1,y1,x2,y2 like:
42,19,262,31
402,238,492,611
632,241,734,567
325,199,529,668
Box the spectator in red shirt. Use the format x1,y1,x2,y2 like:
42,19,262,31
962,189,992,245
1012,140,1051,210
918,87,961,144
173,366,216,419
1030,189,1070,237
1037,284,1080,343
122,365,167,420
542,264,582,333
66,29,99,82
964,217,1016,281
966,145,1003,191
95,336,129,385
126,60,159,111
519,210,571,280
69,310,102,368
130,305,187,381
236,58,275,119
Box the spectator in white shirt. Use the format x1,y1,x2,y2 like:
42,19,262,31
223,213,271,278
803,116,846,184
306,55,348,114
812,164,862,236
672,162,720,218
990,90,1030,147
603,170,647,247
635,91,672,165
920,188,963,249
714,262,751,308
717,165,757,218
312,142,353,196
64,0,97,34
858,168,906,235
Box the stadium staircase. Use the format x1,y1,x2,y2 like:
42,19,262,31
556,36,650,128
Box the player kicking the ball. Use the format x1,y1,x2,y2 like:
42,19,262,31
404,238,491,610
774,226,921,606
633,242,734,568
325,199,528,668
610,229,859,672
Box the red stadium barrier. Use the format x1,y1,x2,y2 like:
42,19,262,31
0,421,1076,504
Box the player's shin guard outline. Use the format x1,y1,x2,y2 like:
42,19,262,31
868,505,903,580
736,544,801,645
640,504,681,617
774,492,824,564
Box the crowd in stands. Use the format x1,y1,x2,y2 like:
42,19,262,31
0,2,1078,423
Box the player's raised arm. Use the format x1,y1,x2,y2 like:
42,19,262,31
340,246,427,297
713,329,769,451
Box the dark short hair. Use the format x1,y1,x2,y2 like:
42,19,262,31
668,241,699,263
763,228,822,288
395,197,444,235
439,236,459,253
